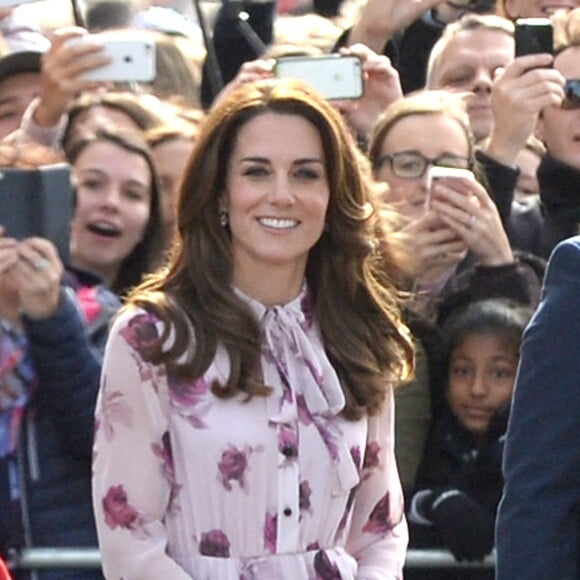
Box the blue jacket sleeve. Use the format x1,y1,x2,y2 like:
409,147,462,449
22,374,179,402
496,236,580,579
22,288,105,460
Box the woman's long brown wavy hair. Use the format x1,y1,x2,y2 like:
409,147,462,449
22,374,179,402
126,78,414,420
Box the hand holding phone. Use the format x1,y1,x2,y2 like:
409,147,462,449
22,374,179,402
426,166,476,212
275,55,364,100
429,166,513,264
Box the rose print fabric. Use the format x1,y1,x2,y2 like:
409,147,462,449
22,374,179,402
92,287,407,579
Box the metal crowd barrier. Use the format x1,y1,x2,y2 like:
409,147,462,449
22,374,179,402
10,548,496,570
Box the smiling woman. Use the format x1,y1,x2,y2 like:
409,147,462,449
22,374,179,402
64,124,165,296
222,112,330,304
91,78,415,580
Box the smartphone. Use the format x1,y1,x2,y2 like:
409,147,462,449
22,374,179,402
515,18,553,57
426,166,475,211
70,35,156,82
275,55,364,101
0,164,73,262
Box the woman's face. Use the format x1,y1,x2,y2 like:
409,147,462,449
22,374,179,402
223,112,330,295
71,140,152,286
374,113,471,221
446,331,518,442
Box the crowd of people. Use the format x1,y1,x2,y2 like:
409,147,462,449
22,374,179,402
0,0,578,578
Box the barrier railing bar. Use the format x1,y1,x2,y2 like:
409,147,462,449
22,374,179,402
406,548,496,568
10,548,496,570
11,549,102,570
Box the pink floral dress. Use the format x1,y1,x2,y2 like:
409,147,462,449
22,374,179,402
92,288,407,579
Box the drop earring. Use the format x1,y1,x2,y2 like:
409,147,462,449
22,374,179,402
219,211,229,227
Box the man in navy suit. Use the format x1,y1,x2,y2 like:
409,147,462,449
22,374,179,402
496,236,580,579
496,9,580,578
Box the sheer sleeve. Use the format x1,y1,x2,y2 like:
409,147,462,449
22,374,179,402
92,308,192,579
18,98,67,149
347,388,408,580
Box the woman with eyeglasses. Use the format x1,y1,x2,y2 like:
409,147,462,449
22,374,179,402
368,90,517,316
366,90,544,530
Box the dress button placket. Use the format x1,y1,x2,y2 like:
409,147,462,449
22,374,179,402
276,422,300,552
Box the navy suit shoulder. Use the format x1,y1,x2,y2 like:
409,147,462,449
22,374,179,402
544,235,580,279
496,235,580,580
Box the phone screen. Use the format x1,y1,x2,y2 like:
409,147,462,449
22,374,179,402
515,18,553,57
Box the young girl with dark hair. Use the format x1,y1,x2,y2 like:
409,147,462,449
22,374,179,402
408,299,531,571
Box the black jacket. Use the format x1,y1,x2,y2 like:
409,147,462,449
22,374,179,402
409,405,506,544
538,154,580,258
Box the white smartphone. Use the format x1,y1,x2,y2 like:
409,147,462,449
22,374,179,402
275,55,364,101
426,166,475,211
69,36,156,82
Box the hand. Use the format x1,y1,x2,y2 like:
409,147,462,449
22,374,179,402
485,53,565,167
212,58,275,109
12,237,64,319
33,27,111,128
348,0,445,52
336,44,402,140
395,209,468,283
428,488,494,561
429,175,513,266
0,134,64,168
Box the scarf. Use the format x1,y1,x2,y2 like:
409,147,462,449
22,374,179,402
0,321,37,459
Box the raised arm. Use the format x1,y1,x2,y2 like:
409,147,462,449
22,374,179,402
347,0,444,54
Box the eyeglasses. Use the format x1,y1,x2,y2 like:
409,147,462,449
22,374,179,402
562,79,580,111
375,150,472,179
